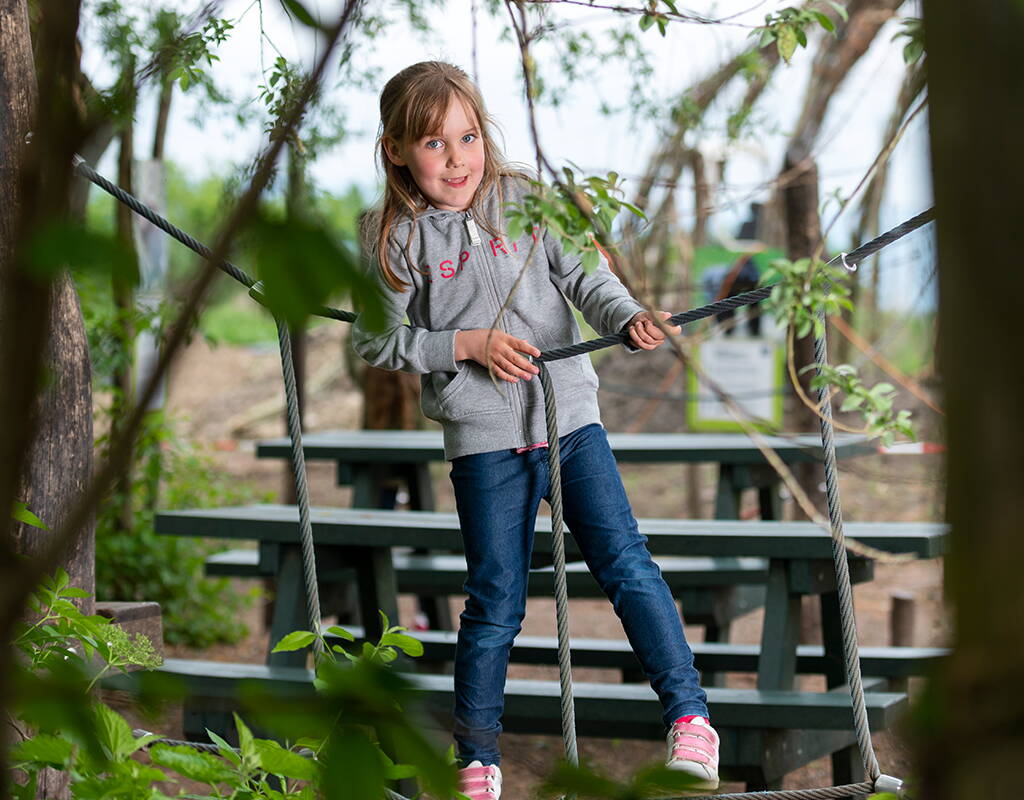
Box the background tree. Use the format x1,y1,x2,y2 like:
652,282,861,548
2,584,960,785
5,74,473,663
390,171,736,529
1,1,94,795
916,2,1024,797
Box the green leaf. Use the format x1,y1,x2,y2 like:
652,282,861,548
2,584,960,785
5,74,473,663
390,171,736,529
323,727,387,799
828,0,849,21
281,0,319,28
272,629,317,653
385,762,418,779
639,13,655,32
619,201,646,220
93,702,138,762
27,221,138,287
12,501,48,530
149,744,237,784
777,24,798,63
246,212,382,329
812,10,835,32
206,729,241,767
325,625,354,641
254,739,318,781
234,712,256,763
11,733,73,767
380,632,424,657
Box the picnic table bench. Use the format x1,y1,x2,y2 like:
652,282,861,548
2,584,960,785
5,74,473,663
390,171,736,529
150,504,945,789
104,657,908,789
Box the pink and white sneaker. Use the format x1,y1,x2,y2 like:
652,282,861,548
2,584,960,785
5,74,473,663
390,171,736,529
458,760,501,799
665,715,720,791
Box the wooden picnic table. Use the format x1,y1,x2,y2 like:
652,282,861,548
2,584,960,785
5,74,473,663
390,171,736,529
256,430,875,632
255,430,876,520
158,506,944,667
156,504,946,788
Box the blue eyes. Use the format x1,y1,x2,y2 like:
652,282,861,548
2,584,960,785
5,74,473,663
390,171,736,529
425,133,477,151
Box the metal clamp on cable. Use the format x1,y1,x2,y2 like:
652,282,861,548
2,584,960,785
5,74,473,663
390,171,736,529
72,153,85,171
248,280,270,308
874,774,904,797
840,252,857,272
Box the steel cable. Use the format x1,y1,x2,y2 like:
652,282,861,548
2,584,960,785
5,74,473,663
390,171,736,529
539,364,580,769
275,317,326,664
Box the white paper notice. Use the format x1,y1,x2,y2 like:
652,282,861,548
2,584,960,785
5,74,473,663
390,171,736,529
693,337,781,425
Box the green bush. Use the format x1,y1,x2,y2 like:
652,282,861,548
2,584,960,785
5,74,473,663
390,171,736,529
95,410,271,648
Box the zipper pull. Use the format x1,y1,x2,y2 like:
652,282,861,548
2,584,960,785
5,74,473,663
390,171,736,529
465,212,481,247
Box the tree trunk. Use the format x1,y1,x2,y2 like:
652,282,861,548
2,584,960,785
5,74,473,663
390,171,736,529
916,3,1024,798
786,0,903,164
776,0,903,519
151,75,173,161
112,97,137,534
781,157,827,518
1,3,90,797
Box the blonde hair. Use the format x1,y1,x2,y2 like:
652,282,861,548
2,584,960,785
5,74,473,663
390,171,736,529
369,61,513,291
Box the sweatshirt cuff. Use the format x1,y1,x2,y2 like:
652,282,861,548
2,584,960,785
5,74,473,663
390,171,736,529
610,299,646,334
614,301,646,353
422,329,459,373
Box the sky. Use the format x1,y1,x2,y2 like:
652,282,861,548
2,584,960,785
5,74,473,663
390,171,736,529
81,0,935,311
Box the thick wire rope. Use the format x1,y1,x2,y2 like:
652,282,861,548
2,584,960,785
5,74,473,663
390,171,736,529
275,316,326,664
71,157,357,323
539,365,580,768
76,158,929,798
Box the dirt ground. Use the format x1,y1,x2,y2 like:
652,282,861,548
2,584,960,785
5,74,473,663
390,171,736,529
147,324,948,797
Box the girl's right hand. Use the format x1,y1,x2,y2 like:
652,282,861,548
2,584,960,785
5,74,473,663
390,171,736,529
455,329,541,383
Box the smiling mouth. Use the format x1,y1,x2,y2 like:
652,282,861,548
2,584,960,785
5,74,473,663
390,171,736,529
444,176,468,187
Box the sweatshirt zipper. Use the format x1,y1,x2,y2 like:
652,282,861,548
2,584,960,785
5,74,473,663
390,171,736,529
467,210,530,445
465,211,481,247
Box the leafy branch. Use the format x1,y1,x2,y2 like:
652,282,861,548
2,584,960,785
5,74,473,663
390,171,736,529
754,2,848,64
762,256,916,444
806,363,914,445
505,168,646,273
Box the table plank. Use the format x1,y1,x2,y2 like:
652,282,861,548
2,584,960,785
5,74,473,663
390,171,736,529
256,430,875,465
158,504,948,559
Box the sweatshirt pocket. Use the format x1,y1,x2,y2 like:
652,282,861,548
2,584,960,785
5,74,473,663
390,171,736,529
421,362,509,422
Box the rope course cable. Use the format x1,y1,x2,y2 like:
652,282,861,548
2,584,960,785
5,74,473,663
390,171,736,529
75,155,932,799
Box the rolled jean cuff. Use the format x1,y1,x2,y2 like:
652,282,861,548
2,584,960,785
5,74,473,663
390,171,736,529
454,719,502,767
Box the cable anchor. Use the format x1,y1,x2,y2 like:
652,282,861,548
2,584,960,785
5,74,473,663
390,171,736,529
873,774,904,797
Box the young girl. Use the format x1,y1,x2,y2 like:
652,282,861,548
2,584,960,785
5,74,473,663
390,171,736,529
352,61,719,798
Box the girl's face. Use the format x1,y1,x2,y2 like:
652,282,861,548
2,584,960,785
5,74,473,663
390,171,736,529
385,96,485,212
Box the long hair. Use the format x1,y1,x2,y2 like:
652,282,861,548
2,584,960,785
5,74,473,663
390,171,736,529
368,61,511,291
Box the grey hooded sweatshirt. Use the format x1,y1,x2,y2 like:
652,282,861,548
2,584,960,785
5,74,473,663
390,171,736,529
351,176,644,460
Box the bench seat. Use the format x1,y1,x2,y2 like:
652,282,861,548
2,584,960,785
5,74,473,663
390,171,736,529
207,547,767,633
321,625,947,679
207,548,768,589
104,657,906,736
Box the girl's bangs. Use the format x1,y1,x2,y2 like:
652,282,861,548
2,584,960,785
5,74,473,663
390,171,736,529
404,85,479,142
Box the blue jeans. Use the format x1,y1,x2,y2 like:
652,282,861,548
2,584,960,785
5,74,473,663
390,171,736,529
450,423,708,767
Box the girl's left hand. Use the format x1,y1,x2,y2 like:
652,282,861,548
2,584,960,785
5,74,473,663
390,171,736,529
627,311,681,350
